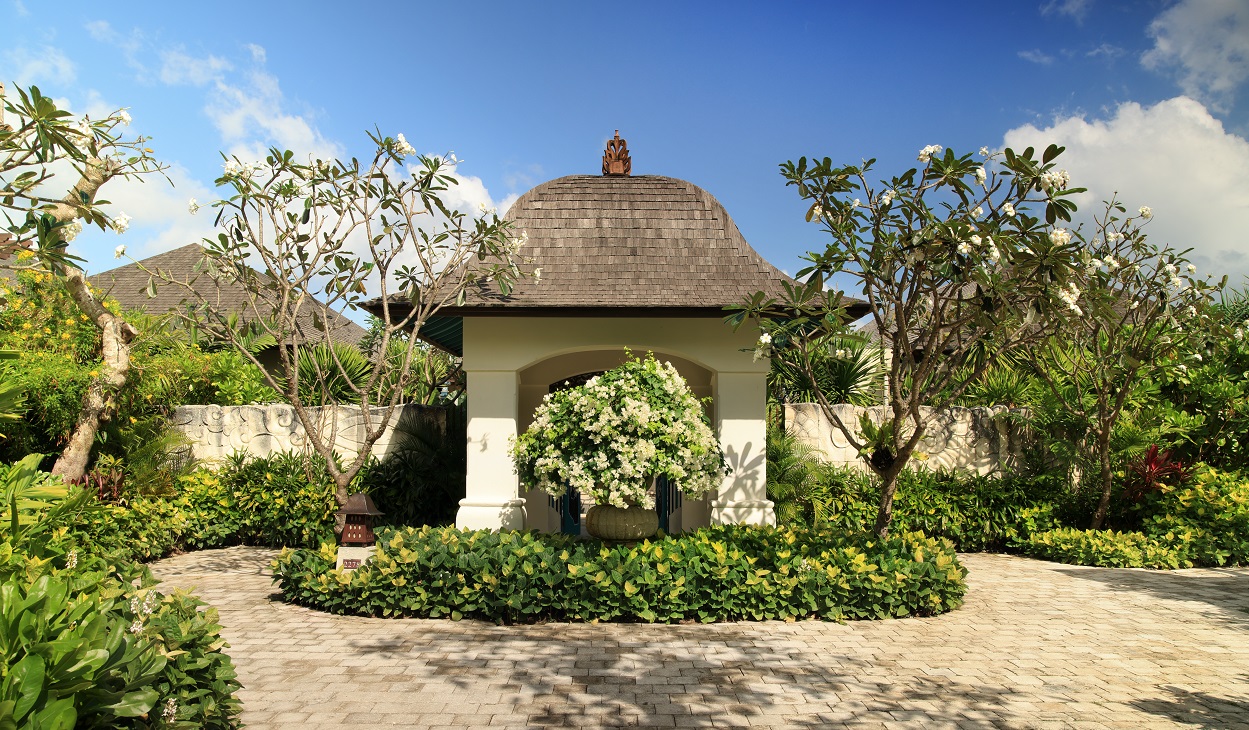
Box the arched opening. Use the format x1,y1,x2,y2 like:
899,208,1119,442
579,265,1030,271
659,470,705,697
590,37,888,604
516,349,716,534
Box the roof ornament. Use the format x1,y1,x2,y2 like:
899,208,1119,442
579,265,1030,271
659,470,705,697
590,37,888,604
602,130,631,177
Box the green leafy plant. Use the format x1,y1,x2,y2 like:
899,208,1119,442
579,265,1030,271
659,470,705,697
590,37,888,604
363,405,466,527
273,525,967,623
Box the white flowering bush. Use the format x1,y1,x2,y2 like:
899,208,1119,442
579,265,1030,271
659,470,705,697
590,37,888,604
512,352,728,509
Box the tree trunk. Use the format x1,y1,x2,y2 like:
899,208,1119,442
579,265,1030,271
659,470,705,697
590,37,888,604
872,462,906,538
1089,430,1114,530
50,270,137,481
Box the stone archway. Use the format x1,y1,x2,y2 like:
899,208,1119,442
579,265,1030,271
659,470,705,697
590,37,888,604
515,349,715,533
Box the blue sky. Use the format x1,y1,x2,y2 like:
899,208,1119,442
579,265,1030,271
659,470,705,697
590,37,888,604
4,0,1248,292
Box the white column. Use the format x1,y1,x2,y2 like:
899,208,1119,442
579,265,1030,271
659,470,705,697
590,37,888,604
709,371,775,526
456,369,526,530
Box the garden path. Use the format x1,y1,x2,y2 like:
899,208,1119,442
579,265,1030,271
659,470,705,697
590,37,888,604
149,548,1249,729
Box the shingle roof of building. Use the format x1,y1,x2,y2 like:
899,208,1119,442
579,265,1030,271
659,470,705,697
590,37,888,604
89,243,367,348
432,174,852,315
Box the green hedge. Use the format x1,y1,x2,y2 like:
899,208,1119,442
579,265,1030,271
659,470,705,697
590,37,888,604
272,525,968,623
774,465,1066,551
1023,466,1249,568
71,453,340,563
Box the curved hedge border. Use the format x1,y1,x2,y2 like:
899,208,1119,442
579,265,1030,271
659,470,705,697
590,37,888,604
272,525,967,623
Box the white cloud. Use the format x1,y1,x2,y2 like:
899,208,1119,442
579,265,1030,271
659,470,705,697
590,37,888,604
12,0,28,17
70,163,217,274
1018,49,1055,66
1142,0,1249,114
1003,96,1249,284
206,62,342,162
3,45,76,87
1086,43,1124,60
83,20,147,76
159,49,232,86
1041,0,1091,22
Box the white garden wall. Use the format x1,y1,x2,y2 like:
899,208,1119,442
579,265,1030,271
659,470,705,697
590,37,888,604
171,404,444,464
783,403,1026,475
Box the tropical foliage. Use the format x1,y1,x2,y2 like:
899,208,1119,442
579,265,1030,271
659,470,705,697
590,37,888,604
272,525,967,623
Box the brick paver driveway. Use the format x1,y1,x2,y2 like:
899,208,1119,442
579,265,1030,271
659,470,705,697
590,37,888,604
150,548,1249,729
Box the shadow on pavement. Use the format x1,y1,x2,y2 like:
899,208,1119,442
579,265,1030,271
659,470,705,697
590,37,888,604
1054,565,1249,630
1130,680,1249,730
349,622,1025,728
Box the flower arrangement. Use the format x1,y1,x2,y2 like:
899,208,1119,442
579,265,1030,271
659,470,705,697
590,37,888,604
511,352,728,509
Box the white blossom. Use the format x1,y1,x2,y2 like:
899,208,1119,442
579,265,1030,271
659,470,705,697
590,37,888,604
1139,206,1153,219
918,144,943,163
117,109,131,126
1040,168,1071,191
162,698,178,723
1049,228,1071,246
394,133,416,157
1057,281,1082,316
974,167,986,186
810,204,824,221
851,198,861,208
114,244,127,259
1186,264,1196,273
111,213,131,234
979,146,990,157
533,267,542,281
880,189,896,206
187,198,200,215
1002,202,1016,217
62,220,82,242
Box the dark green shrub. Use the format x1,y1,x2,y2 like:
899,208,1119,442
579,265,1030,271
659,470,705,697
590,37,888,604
213,451,338,547
272,525,967,623
771,462,1067,551
363,405,466,527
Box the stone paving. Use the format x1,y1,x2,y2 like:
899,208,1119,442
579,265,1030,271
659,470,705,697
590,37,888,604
149,548,1249,729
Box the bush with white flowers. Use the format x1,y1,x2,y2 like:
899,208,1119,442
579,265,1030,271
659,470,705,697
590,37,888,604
511,352,728,509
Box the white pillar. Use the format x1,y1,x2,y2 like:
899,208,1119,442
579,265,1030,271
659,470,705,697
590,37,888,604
709,371,775,526
456,369,526,530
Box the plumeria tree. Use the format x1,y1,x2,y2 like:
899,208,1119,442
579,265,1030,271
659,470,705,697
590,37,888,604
0,82,166,480
1022,200,1223,529
732,144,1085,536
143,134,529,505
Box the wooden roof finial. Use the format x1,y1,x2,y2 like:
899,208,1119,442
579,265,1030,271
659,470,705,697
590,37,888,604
602,130,631,177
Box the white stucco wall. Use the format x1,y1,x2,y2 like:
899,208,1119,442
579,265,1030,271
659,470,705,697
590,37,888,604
784,402,1026,475
457,316,774,532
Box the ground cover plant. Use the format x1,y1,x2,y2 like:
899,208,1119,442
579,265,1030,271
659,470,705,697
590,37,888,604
1,455,241,728
271,525,967,624
1023,465,1249,568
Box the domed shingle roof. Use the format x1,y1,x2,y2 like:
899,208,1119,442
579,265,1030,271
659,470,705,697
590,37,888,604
454,174,794,312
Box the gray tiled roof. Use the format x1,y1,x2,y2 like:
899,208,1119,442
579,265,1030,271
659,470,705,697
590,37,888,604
454,175,798,311
89,243,367,348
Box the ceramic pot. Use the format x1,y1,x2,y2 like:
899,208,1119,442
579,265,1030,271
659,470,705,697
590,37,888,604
584,503,659,541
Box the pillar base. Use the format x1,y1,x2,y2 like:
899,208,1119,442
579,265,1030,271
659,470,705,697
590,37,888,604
456,498,527,531
710,499,776,527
